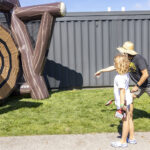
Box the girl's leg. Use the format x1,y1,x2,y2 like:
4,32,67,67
120,111,130,143
129,103,135,140
111,110,129,147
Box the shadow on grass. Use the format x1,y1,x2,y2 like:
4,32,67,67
49,88,84,95
0,95,42,115
133,108,150,119
49,89,70,95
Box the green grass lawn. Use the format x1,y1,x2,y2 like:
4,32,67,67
0,88,150,136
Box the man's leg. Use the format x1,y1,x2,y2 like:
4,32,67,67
130,88,144,138
121,111,130,143
128,103,135,140
145,87,150,96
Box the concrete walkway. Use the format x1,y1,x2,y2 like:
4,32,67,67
0,132,150,150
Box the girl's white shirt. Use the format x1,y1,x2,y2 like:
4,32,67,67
114,73,133,109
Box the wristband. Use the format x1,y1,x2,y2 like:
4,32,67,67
136,83,140,88
120,104,124,108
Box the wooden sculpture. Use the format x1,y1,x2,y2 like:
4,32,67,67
0,0,66,100
0,0,20,12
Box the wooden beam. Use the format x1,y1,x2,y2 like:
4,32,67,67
0,0,20,12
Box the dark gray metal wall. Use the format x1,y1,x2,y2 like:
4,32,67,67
43,11,150,89
1,11,150,89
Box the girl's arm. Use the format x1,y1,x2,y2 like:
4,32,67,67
95,66,116,77
120,88,126,111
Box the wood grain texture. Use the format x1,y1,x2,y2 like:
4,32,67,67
11,13,52,99
10,2,65,99
14,2,63,19
0,25,19,100
0,0,20,12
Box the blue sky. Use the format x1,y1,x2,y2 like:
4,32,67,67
19,0,150,12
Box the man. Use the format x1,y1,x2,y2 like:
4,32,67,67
95,41,150,98
95,41,150,147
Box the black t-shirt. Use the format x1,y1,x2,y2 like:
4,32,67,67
129,54,150,88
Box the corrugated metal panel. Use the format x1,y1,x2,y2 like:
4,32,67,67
0,13,11,28
43,12,150,89
1,11,150,89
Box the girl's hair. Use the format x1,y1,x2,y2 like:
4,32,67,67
114,54,130,74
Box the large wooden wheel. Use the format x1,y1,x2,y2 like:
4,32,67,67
0,25,19,100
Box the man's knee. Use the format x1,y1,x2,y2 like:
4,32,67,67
129,103,133,118
132,93,137,99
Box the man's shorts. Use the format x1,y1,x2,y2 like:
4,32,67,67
132,87,150,98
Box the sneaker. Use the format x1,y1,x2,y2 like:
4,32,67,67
111,141,128,148
128,139,137,144
115,109,124,119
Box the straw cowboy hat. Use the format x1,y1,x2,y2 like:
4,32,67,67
117,41,138,55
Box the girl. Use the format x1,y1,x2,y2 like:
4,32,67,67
95,54,136,148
